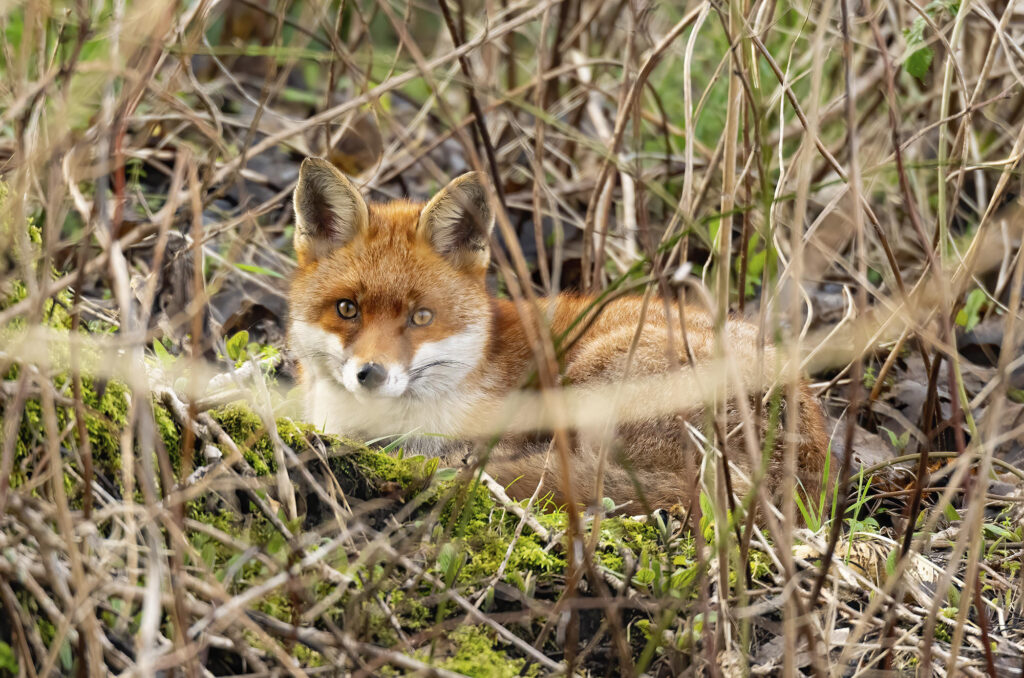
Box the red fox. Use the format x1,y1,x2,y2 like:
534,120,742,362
288,157,831,516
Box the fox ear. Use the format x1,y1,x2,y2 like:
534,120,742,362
418,172,494,270
293,157,368,264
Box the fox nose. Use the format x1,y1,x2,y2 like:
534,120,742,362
356,362,386,390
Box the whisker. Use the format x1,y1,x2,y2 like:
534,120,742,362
409,360,469,379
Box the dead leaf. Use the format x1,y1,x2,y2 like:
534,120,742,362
326,112,384,177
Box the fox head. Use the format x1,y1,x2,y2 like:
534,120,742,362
288,157,495,400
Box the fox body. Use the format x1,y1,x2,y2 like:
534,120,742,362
288,158,831,514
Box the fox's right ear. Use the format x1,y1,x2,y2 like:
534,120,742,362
293,157,368,264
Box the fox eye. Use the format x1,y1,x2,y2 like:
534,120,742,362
411,308,433,326
336,299,359,319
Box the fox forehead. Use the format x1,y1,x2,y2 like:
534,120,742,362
289,198,491,324
367,199,422,233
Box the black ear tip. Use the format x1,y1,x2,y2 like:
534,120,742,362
451,173,491,212
299,156,337,177
458,171,486,189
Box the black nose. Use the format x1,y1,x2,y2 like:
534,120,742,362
356,362,386,389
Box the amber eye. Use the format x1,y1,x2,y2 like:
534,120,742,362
411,308,433,326
336,299,359,319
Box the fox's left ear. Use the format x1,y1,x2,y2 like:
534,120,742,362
418,172,495,270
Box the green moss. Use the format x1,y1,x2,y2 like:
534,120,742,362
5,370,132,501
934,607,957,642
0,180,72,327
291,643,325,667
152,399,181,457
255,589,295,624
535,511,568,532
596,517,673,575
1,183,126,496
190,506,240,537
183,507,259,582
387,590,431,632
208,402,436,498
460,530,564,586
353,448,427,489
80,378,130,474
430,487,686,593
436,626,539,678
208,402,276,474
440,475,496,536
748,549,772,579
0,641,14,677
415,476,570,591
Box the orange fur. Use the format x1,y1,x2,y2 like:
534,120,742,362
288,159,832,519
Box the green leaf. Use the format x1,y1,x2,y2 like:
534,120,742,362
152,339,173,366
707,217,721,245
59,640,72,671
943,502,960,522
884,548,899,576
226,330,249,363
0,641,17,672
434,468,458,482
234,262,284,278
437,542,462,585
634,567,656,585
906,46,934,81
437,542,456,575
201,541,218,569
793,491,817,532
983,523,1014,540
266,532,286,559
955,288,986,332
903,18,927,45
